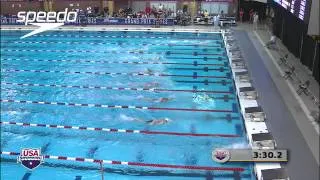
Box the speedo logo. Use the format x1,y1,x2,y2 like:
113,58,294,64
17,8,78,39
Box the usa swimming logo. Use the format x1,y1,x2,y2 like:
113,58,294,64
17,148,44,170
212,148,231,163
16,8,77,39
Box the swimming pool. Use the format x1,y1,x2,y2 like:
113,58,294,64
0,30,255,179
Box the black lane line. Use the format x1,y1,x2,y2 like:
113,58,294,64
167,67,228,72
165,57,226,61
175,80,231,86
21,172,32,180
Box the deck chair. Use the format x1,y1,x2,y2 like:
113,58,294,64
283,66,295,80
278,54,289,65
296,80,310,95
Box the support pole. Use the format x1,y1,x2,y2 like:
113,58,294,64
311,41,318,73
299,32,304,60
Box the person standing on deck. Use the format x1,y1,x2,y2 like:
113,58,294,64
253,12,259,30
239,8,244,23
249,9,254,23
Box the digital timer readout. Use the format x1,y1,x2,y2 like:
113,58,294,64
251,150,288,161
213,149,288,162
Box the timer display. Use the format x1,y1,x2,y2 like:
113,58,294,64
252,150,288,162
212,149,288,163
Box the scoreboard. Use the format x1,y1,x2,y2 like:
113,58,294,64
274,0,309,21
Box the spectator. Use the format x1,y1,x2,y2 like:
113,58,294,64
270,8,275,23
239,8,244,22
249,9,254,23
158,3,163,11
253,12,259,30
145,6,151,17
213,15,219,26
265,34,276,49
204,10,209,24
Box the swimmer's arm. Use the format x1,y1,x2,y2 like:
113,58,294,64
145,120,153,123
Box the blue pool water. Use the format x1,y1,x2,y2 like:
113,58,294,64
1,30,255,179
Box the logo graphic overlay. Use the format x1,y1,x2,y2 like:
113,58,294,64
212,148,231,163
16,8,77,39
17,148,44,170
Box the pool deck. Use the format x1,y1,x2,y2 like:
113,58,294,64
233,23,319,180
1,24,319,179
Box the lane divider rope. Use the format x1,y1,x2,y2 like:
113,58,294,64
1,82,233,94
0,99,237,113
0,121,240,138
2,41,222,48
9,34,223,41
1,69,230,79
3,56,225,62
0,151,244,171
8,41,223,48
1,58,226,67
1,49,224,56
175,80,231,85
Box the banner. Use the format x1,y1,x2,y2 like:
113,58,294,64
0,17,174,26
1,17,23,25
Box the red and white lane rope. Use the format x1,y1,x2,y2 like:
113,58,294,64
3,40,222,47
1,82,233,94
11,41,222,48
24,34,223,41
0,151,244,171
0,99,234,113
2,69,228,79
0,121,240,138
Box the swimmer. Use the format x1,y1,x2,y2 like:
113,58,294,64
154,56,161,61
119,114,170,125
155,97,173,103
141,97,173,103
144,68,153,74
130,49,144,53
143,82,160,88
202,94,212,101
137,68,154,75
190,124,196,133
193,93,213,102
145,118,171,125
